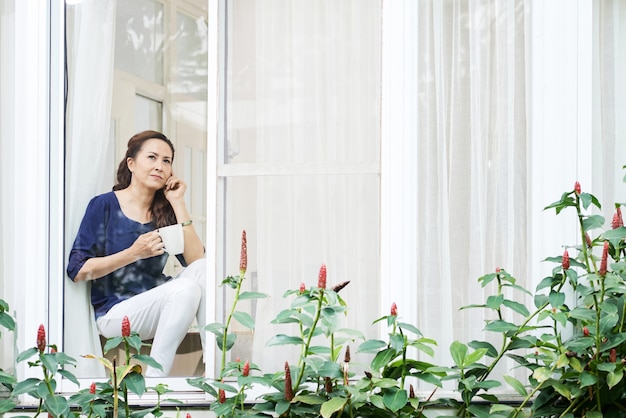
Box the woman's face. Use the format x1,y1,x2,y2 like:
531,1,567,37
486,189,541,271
127,138,174,191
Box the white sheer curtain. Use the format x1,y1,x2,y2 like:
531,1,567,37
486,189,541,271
224,1,381,373
64,0,117,378
0,0,16,375
383,0,530,390
594,1,626,211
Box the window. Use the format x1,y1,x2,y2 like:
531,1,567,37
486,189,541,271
63,0,209,380
219,1,382,374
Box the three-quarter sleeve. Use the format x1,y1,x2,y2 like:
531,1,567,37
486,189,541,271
67,197,109,281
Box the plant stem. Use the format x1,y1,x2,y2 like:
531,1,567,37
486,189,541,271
294,289,324,391
221,275,244,379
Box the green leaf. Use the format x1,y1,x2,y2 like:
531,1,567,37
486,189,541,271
11,377,40,396
382,386,408,412
320,397,347,418
124,371,146,396
582,214,605,231
464,348,489,366
16,347,38,363
44,394,69,418
266,334,304,346
549,291,565,308
580,371,598,388
503,375,527,396
607,371,623,389
397,322,422,335
568,306,596,322
486,294,504,310
532,367,552,383
358,339,387,353
103,336,124,354
133,354,162,370
450,341,467,368
502,299,530,316
292,394,326,405
468,340,498,357
0,313,16,331
484,320,518,333
238,291,269,300
371,348,398,371
233,311,256,330
0,398,17,414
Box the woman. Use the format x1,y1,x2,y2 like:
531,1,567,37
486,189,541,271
67,130,206,377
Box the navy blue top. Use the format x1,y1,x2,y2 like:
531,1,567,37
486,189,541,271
67,191,178,319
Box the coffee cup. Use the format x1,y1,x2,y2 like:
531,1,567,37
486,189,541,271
157,223,185,255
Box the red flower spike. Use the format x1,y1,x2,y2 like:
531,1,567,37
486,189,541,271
610,348,617,363
583,327,589,337
612,213,621,229
574,181,581,195
243,360,250,377
218,388,226,404
37,324,46,353
186,414,192,418
240,230,247,275
284,362,294,401
318,264,327,289
121,316,131,337
299,282,306,294
90,382,96,394
562,250,570,270
390,302,398,317
599,241,609,277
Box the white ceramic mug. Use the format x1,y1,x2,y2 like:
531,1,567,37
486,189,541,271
157,223,185,255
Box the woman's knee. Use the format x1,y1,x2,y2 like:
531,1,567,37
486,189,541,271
172,278,202,307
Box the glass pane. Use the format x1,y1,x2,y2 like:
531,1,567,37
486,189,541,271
174,12,208,100
221,175,380,373
115,0,164,84
225,1,381,165
135,95,162,132
0,0,16,379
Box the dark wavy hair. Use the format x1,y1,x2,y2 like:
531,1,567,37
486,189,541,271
113,130,177,228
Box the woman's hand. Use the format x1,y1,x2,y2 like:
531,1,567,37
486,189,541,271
129,231,165,260
163,174,187,203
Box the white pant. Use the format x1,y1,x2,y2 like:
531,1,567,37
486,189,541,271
96,258,207,377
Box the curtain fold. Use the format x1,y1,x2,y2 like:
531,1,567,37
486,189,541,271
64,0,117,378
383,0,529,389
594,1,626,212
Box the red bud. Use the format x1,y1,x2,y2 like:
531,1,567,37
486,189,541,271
599,241,609,277
240,230,247,275
243,360,250,377
495,267,501,274
610,348,617,362
89,382,96,394
390,302,398,316
583,326,589,337
318,264,327,289
37,324,46,353
218,388,226,404
186,414,192,418
122,316,131,337
299,282,306,294
574,181,581,195
562,250,570,270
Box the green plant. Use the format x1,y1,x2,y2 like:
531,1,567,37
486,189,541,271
0,299,17,413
